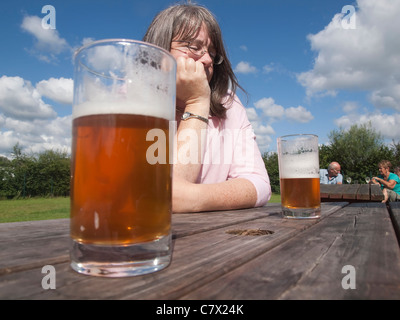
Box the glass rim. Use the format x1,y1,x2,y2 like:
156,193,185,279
74,38,174,61
74,38,176,81
277,133,318,140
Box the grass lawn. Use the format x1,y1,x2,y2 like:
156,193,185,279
0,194,281,223
269,193,281,203
0,197,70,223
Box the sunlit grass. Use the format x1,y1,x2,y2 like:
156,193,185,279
0,193,281,223
0,197,70,223
269,193,281,203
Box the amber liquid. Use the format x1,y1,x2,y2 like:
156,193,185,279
70,114,171,245
280,177,320,209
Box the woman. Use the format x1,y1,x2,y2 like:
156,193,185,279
372,160,400,203
143,4,271,212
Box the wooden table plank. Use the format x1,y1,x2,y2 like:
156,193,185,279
321,184,384,202
182,203,400,300
280,203,400,299
342,184,359,200
0,203,347,300
0,219,70,274
389,202,400,246
371,184,385,201
356,184,370,200
321,184,343,199
172,204,280,238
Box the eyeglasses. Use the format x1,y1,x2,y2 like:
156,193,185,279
171,40,224,65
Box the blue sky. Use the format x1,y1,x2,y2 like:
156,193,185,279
1,0,400,157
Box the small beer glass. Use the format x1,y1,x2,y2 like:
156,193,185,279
277,134,321,219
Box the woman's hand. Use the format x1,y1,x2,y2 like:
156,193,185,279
372,177,380,185
175,56,210,113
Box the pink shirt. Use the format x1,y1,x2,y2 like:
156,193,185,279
197,95,271,207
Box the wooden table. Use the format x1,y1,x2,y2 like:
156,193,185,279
1,202,400,301
320,184,384,202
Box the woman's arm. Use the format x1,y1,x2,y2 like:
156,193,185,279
174,56,210,183
172,177,257,212
372,176,396,189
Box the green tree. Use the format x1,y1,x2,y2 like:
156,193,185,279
0,144,71,198
36,150,70,196
324,123,392,182
263,152,280,193
8,144,35,198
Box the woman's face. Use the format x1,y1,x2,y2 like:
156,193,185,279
170,23,214,82
379,166,390,177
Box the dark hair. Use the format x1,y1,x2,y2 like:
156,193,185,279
143,3,244,118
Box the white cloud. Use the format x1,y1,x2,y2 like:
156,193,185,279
369,83,400,111
249,97,314,151
234,61,257,74
335,112,400,140
21,15,69,62
254,97,313,124
0,115,71,156
297,0,400,110
249,120,275,152
0,75,73,157
0,76,57,120
262,64,274,74
245,107,258,121
0,16,74,157
285,106,314,123
254,97,284,121
36,77,73,105
342,101,359,113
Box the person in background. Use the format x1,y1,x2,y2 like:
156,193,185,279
372,160,400,203
394,166,400,178
143,4,271,212
319,161,343,184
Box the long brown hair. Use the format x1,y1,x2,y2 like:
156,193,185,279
143,3,244,118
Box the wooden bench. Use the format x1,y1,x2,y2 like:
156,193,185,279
320,184,384,202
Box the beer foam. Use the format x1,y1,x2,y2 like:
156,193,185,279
73,96,174,121
73,69,175,120
279,153,319,179
73,40,176,121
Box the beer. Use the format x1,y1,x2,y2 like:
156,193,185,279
70,113,171,245
280,177,320,209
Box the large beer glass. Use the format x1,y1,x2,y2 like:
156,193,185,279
277,134,320,219
70,39,176,276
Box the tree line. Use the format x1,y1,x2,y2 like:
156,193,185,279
0,123,399,198
0,144,70,199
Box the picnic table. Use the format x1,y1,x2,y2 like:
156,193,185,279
1,201,400,301
320,183,384,202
